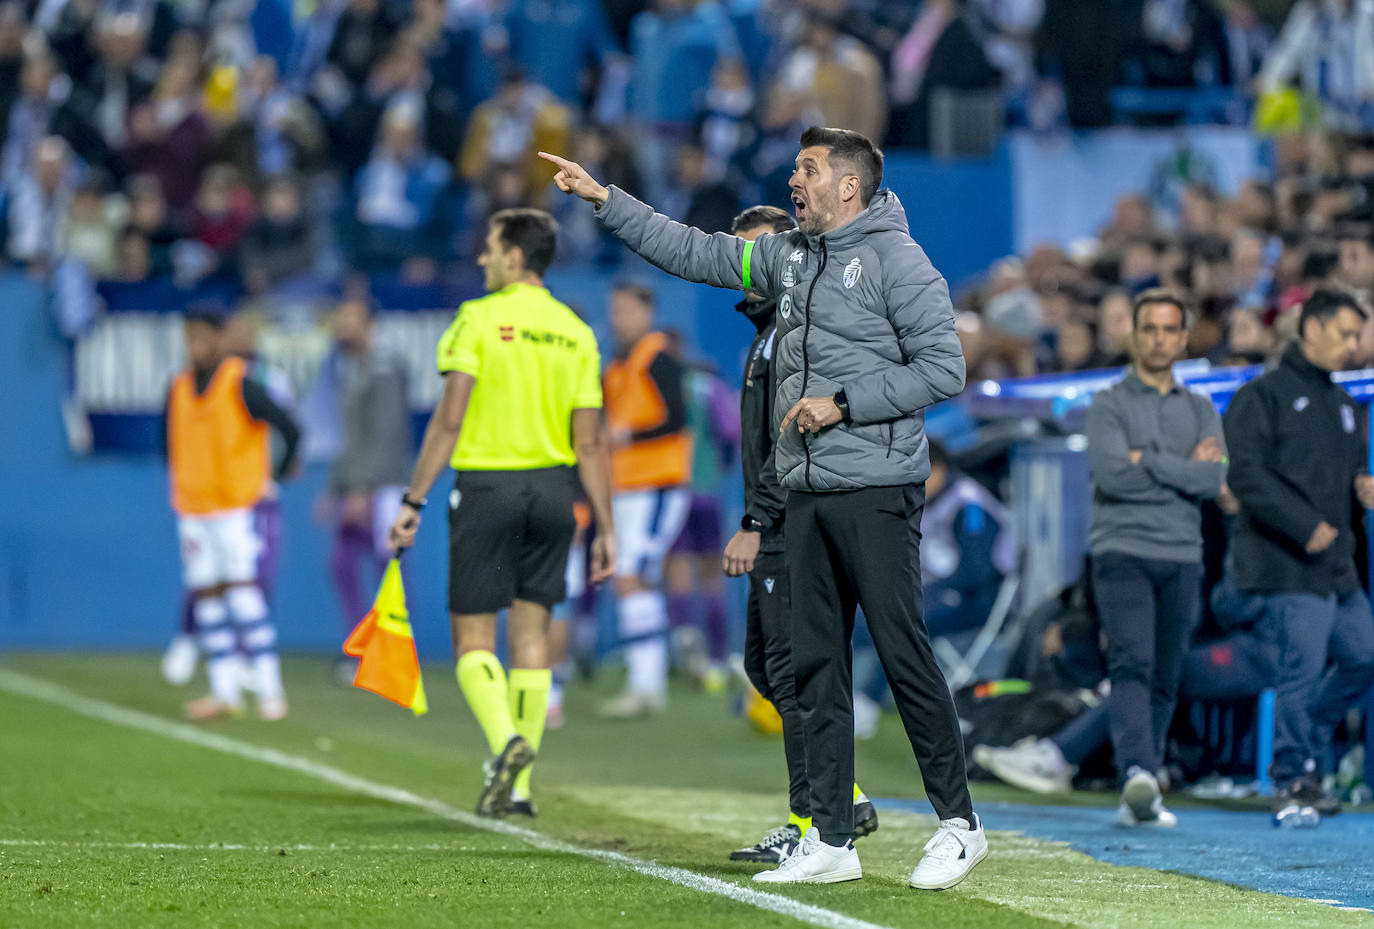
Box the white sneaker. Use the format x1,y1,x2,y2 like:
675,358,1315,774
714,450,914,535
975,738,1074,794
160,635,199,686
753,827,862,884
257,696,288,721
1118,768,1177,827
909,813,988,890
598,689,666,719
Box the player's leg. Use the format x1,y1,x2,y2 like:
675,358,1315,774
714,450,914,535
216,508,284,719
604,489,673,717
161,591,200,686
179,515,243,718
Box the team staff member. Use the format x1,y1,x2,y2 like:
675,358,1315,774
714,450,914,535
1085,290,1225,829
723,204,879,866
598,283,693,719
389,209,615,819
1224,288,1374,826
166,306,301,722
541,127,986,890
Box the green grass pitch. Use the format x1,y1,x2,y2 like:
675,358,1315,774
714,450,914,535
0,654,1363,929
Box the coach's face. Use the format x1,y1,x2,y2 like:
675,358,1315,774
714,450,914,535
1303,306,1365,371
1132,301,1188,375
789,145,858,236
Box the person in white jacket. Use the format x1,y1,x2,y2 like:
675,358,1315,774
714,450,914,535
1260,0,1374,127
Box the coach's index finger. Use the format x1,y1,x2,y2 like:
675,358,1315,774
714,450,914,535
537,151,574,170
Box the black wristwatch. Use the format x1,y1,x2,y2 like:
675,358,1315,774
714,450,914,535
833,389,852,424
741,515,765,533
401,492,427,511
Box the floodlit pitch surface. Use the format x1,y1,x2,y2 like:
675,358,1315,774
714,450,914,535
0,655,1366,929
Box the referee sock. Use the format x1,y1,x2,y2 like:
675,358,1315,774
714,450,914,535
507,668,552,800
457,651,516,756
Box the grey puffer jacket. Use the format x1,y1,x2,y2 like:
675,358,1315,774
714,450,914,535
595,186,965,491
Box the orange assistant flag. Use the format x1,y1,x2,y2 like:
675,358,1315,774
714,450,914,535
342,558,428,715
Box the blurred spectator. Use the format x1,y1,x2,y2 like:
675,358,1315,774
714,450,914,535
114,226,151,282
241,173,316,293
1261,0,1374,129
1054,315,1108,370
123,52,210,211
663,144,740,233
1097,288,1135,365
774,11,888,143
63,168,124,277
459,69,572,209
969,0,1045,95
503,0,624,111
0,2,24,124
124,172,181,277
1039,0,1123,129
6,134,73,271
193,163,255,256
72,12,157,160
351,102,450,271
1334,223,1374,292
693,57,755,184
1136,0,1225,89
629,0,741,201
324,0,400,89
1100,193,1158,249
887,0,998,150
1215,1,1271,88
2,45,95,190
922,440,1017,637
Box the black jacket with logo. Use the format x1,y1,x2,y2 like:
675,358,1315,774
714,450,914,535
1224,344,1367,595
738,297,786,554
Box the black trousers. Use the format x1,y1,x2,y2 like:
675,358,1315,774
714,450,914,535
742,549,809,818
1091,552,1202,782
787,484,973,844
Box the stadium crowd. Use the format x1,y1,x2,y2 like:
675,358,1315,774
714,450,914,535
4,0,1374,303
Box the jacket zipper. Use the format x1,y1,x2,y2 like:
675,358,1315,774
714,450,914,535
799,238,828,490
887,422,894,458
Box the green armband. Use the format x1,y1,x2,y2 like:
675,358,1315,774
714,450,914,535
741,241,754,291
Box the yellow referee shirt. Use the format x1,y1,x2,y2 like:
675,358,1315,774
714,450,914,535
437,282,603,471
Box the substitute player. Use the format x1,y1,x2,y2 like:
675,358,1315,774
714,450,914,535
599,283,692,719
389,208,615,819
723,205,878,865
167,306,300,721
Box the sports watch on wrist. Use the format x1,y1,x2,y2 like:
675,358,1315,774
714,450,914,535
833,389,852,424
741,515,764,533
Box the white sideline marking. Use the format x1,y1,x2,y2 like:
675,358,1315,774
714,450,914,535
0,839,478,853
0,670,894,929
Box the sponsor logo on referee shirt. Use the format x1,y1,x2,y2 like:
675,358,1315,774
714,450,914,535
499,325,515,342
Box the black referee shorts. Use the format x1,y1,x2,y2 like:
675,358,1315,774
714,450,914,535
448,467,577,614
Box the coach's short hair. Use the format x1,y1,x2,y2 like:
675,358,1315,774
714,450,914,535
1299,287,1367,339
1131,288,1190,329
490,208,558,277
731,204,796,235
799,126,884,205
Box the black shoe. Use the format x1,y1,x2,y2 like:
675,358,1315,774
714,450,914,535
854,799,879,839
1274,775,1341,816
508,799,538,818
729,823,800,863
476,735,535,819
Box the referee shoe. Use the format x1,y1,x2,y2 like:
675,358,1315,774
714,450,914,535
476,735,535,819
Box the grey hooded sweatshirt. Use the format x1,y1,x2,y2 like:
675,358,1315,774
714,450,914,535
595,186,965,491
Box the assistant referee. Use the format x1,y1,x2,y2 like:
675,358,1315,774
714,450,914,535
389,208,616,819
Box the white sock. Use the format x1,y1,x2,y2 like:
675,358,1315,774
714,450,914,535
227,585,284,701
195,597,241,707
619,590,667,695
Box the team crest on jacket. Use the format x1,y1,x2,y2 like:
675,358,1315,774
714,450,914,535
788,248,804,263
778,293,793,320
843,257,863,288
782,266,796,287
